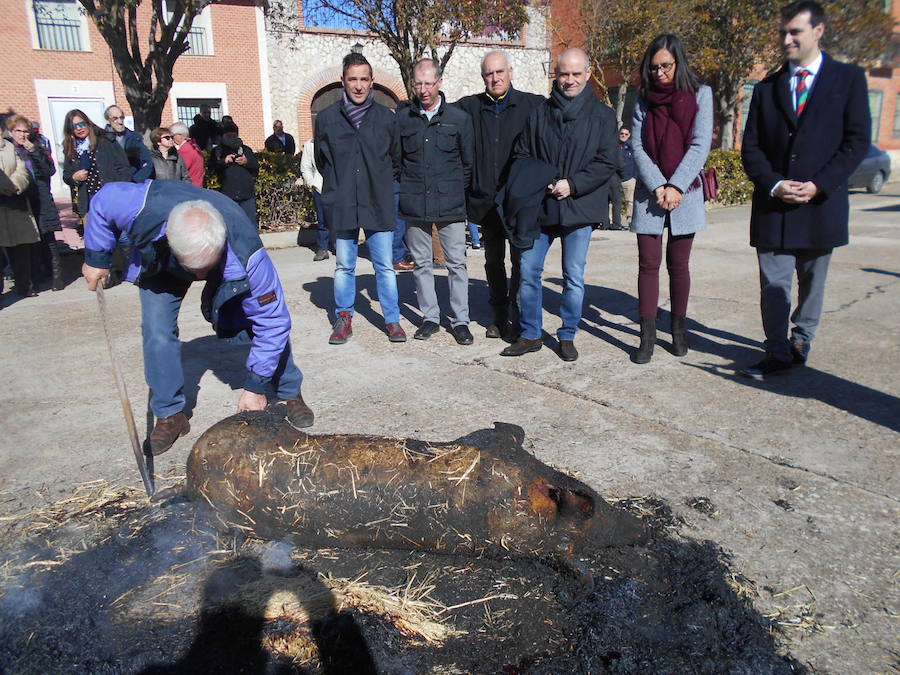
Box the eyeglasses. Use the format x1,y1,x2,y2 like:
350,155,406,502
11,128,30,134
72,122,88,130
108,115,125,121
650,62,675,73
413,81,439,90
161,135,174,140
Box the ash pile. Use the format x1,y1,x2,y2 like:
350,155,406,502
0,417,803,674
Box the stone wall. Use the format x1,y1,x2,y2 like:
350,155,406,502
267,6,551,142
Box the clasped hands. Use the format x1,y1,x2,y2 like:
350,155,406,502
774,180,819,204
654,185,682,211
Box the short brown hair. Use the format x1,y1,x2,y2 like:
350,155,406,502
150,126,171,146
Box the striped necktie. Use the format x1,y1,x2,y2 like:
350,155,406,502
795,69,811,116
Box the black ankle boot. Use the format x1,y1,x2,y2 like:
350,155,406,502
631,317,656,364
671,314,688,356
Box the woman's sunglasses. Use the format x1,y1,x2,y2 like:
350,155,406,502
72,122,88,130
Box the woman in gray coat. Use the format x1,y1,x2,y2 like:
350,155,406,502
150,127,191,182
630,34,712,364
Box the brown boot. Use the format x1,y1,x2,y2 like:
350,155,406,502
148,412,190,456
329,312,353,345
268,393,315,429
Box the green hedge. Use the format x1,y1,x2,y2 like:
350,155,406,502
705,149,753,206
204,150,316,230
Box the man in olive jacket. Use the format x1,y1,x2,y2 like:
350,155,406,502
501,47,618,362
740,1,869,378
456,50,544,340
398,58,476,345
315,52,405,344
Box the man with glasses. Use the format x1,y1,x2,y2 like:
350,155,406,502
456,51,544,340
397,58,476,345
103,105,152,182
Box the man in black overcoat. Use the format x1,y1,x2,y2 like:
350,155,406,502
740,0,870,378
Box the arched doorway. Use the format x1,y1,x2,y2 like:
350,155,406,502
309,83,400,132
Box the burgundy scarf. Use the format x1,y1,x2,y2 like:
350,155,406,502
643,82,698,180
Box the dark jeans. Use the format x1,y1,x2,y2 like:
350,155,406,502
481,210,520,325
637,231,695,318
392,183,409,264
311,190,330,252
236,198,257,227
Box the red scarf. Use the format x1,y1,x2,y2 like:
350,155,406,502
643,82,698,180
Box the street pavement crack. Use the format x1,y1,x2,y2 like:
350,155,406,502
823,279,896,314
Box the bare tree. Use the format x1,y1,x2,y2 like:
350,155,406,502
270,0,530,99
76,0,212,133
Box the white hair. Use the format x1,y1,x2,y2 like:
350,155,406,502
480,50,511,73
166,200,227,271
169,122,189,136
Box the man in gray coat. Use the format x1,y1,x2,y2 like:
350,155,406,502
315,52,405,344
397,58,476,345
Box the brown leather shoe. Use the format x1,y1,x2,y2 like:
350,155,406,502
329,312,353,345
268,394,315,429
386,322,407,342
393,261,414,271
148,412,190,456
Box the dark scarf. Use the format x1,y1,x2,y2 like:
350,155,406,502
343,90,375,129
643,82,698,179
549,82,593,131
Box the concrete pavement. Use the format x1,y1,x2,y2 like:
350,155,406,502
1,185,897,672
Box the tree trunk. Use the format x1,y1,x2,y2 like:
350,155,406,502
715,91,737,150
615,82,627,127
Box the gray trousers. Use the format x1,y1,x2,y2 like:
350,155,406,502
757,247,832,361
407,221,469,326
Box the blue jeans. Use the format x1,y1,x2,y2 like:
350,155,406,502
139,271,302,417
518,224,592,341
334,228,399,324
392,183,409,264
468,221,481,248
312,190,330,252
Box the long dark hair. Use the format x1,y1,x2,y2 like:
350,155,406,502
638,34,701,97
62,109,101,159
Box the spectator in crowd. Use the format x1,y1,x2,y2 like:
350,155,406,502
210,131,260,226
607,127,636,231
170,122,205,187
61,109,131,217
299,137,330,261
81,180,314,455
739,0,869,378
6,115,64,291
150,127,191,182
189,104,221,151
315,52,405,344
629,34,713,364
398,58,476,345
456,50,544,340
103,105,153,182
501,47,617,362
0,126,40,297
265,120,297,155
32,121,52,155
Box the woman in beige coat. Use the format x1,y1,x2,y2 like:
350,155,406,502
0,134,40,297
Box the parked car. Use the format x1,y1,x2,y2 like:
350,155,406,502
849,145,892,193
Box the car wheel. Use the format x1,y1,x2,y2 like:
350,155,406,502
867,171,884,194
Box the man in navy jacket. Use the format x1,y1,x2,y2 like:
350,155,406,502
81,180,314,455
740,0,869,378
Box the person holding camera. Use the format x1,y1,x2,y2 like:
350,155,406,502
210,130,260,226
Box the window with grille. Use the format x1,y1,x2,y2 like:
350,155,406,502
162,1,213,55
176,99,222,127
33,0,85,51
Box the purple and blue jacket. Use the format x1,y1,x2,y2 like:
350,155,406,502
84,180,293,393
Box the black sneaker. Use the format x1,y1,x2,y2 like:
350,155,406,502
740,356,794,380
790,340,810,365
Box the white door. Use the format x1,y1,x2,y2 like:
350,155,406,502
46,97,107,194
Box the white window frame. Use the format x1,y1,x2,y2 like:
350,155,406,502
27,0,91,52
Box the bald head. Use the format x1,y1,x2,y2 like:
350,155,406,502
166,200,227,277
556,48,592,98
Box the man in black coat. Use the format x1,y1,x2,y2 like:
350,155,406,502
740,1,870,378
456,51,544,340
315,52,405,344
210,132,260,226
264,120,297,155
398,58,476,345
501,47,618,362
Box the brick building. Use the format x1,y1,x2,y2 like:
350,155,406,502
4,0,269,193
